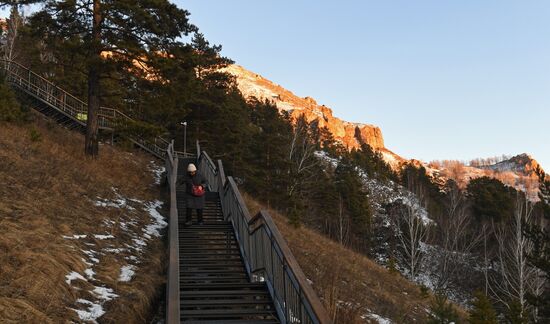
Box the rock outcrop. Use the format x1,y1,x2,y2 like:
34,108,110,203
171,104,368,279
221,64,385,150
221,64,546,197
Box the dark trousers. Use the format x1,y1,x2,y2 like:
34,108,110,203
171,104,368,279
186,208,203,223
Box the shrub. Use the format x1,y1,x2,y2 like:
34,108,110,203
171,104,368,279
428,294,459,324
469,291,498,324
0,74,24,122
29,128,42,142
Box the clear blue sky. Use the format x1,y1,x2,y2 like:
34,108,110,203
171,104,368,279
178,0,550,170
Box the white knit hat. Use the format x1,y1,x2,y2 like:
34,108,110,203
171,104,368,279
187,163,197,172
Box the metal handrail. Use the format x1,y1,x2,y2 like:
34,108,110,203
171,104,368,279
192,146,331,324
0,59,170,159
197,151,220,192
165,141,180,324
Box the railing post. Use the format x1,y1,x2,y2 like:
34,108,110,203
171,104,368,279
196,140,200,159
166,143,180,324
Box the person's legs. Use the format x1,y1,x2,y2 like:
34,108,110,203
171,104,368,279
186,208,192,224
197,209,203,224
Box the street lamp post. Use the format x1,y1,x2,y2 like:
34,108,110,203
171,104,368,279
183,122,187,156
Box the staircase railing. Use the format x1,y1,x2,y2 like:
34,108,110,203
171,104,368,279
165,141,180,324
197,151,223,192
0,59,171,159
192,143,331,324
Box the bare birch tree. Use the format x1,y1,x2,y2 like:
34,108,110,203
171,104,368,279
389,201,429,279
3,5,24,62
433,181,483,291
287,115,319,198
389,171,430,280
336,193,351,247
490,192,545,321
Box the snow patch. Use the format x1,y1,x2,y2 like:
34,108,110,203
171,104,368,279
119,265,136,282
73,299,105,323
66,271,87,285
143,200,167,237
62,234,87,239
82,250,100,263
92,286,118,301
103,248,124,253
84,268,95,280
94,234,114,240
149,161,165,185
362,312,392,324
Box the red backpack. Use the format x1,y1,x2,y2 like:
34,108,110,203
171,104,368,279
191,184,205,197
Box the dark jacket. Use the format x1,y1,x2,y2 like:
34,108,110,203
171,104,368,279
179,171,207,209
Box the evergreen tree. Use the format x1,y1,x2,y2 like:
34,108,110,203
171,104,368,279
246,98,292,207
0,74,24,122
401,163,445,219
428,294,460,324
350,143,397,182
334,158,373,249
469,291,498,324
467,176,516,223
21,0,197,156
504,300,529,324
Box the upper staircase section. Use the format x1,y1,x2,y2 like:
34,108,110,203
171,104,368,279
1,59,171,159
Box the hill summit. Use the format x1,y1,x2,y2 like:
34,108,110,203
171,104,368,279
222,64,546,197
221,64,385,150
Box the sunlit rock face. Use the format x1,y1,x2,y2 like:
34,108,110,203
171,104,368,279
221,64,546,199
221,64,385,150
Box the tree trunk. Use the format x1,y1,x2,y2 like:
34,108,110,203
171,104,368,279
85,0,102,157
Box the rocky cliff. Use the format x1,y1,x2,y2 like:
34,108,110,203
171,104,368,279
221,64,385,150
221,64,545,196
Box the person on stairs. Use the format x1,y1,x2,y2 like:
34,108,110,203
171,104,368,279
181,163,207,226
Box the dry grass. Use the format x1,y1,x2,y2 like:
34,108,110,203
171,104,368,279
244,193,467,323
0,119,166,323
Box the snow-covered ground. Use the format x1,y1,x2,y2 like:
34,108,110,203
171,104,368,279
149,161,165,185
362,311,392,324
315,151,432,227
62,164,166,323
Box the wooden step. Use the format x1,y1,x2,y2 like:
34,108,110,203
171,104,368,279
181,299,273,306
183,320,279,324
180,283,266,290
180,308,277,318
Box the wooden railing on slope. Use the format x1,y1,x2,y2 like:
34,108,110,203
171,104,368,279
191,143,331,324
0,59,172,159
165,141,180,324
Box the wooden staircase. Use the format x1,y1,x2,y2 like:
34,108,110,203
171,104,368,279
177,161,279,323
1,59,330,324
1,59,171,159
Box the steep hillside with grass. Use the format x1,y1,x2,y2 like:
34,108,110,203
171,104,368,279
0,119,167,323
244,194,466,324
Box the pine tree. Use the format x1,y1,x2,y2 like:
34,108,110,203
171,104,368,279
245,98,292,207
467,176,516,223
334,159,373,250
505,300,529,324
21,0,197,156
428,294,459,324
469,291,498,324
0,74,24,122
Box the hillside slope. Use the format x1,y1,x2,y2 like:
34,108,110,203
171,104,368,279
243,194,466,324
224,63,545,197
0,120,167,323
